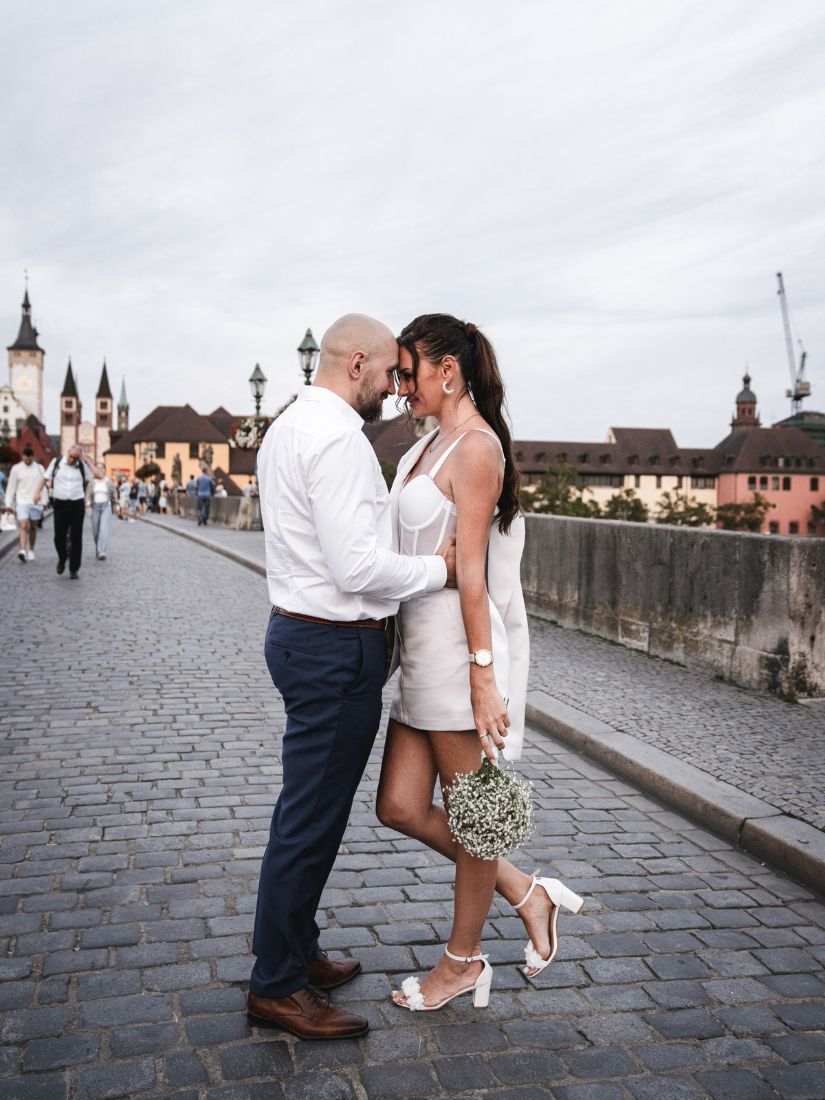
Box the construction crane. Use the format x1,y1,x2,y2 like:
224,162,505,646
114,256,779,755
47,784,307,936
776,271,811,415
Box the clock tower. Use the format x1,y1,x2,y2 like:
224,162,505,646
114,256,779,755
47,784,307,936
7,283,45,423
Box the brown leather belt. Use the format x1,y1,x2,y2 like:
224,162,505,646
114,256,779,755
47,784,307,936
273,607,387,631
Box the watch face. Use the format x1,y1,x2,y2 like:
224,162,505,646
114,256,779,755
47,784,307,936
473,649,493,667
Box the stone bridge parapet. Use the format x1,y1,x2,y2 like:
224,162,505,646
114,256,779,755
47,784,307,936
522,514,825,698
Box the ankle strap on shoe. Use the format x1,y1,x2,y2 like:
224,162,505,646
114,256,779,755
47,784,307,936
513,876,539,911
445,947,485,963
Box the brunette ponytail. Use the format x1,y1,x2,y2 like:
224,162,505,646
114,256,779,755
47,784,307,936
397,314,521,533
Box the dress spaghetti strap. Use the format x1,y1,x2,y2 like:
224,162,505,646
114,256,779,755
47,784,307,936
428,428,503,480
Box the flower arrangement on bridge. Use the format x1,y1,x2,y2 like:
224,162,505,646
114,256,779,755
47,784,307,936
233,416,271,449
445,759,533,859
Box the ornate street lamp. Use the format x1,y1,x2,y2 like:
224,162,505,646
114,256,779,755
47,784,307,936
298,328,320,386
249,363,267,416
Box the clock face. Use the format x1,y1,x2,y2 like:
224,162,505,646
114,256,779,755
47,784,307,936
17,375,33,391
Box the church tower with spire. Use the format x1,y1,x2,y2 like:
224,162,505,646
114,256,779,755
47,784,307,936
95,360,113,461
60,359,80,453
731,372,760,429
7,280,45,423
117,378,129,431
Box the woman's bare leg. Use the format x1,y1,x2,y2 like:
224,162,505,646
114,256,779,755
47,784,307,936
377,720,558,972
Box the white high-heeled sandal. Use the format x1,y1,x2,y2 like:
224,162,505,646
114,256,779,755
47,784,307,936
514,872,584,977
394,947,493,1011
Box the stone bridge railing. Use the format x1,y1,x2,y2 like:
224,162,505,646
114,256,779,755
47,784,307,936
177,496,262,530
521,514,825,699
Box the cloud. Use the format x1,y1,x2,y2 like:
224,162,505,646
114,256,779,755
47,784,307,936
2,0,823,447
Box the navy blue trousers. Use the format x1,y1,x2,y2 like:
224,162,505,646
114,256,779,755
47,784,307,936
250,611,386,999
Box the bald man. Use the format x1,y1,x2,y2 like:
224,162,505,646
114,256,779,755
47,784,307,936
249,314,455,1039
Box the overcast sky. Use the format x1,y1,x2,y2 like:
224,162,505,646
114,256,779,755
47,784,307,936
2,0,824,446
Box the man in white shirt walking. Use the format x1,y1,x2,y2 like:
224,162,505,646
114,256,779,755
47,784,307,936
3,446,46,562
45,443,92,578
247,314,455,1040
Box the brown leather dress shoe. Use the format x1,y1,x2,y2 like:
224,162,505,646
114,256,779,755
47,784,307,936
247,986,368,1040
306,949,362,991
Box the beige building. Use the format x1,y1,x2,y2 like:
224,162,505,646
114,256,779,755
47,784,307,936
104,404,257,493
514,428,717,518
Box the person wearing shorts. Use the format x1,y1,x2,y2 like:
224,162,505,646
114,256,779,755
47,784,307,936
3,447,47,562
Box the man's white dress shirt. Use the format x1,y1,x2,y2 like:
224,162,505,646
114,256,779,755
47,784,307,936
257,386,446,620
46,457,89,501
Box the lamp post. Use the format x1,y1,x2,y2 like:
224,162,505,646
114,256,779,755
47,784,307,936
249,363,267,416
297,329,320,386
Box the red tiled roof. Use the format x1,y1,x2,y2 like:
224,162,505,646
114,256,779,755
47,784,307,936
363,414,428,465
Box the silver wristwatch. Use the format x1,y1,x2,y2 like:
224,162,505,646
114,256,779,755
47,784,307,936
468,649,493,668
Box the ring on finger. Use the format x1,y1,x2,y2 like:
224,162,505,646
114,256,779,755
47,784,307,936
478,732,490,741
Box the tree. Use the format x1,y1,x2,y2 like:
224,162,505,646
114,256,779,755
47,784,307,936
522,461,600,517
379,460,397,492
812,500,825,525
601,488,649,522
135,462,162,479
716,492,774,532
655,490,715,527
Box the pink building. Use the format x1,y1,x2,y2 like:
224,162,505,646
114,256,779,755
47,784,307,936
714,375,825,536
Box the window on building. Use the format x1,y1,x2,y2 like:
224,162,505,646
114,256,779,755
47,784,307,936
777,456,785,468
768,522,779,534
600,454,611,464
782,477,791,491
691,476,717,489
628,455,638,466
669,455,680,466
812,477,820,492
189,442,199,459
655,475,662,489
578,453,589,463
789,522,799,535
649,454,659,465
676,475,683,488
771,476,780,491
759,476,768,490
155,442,166,459
634,474,641,488
747,476,757,490
581,473,623,488
808,522,817,535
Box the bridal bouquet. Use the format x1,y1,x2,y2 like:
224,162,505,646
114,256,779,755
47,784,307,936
445,759,534,859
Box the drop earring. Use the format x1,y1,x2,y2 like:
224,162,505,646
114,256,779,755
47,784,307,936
442,379,454,395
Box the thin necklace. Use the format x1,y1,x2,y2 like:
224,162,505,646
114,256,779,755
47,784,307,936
426,410,480,456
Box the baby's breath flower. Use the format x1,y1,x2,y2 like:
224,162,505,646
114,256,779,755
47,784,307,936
445,759,533,860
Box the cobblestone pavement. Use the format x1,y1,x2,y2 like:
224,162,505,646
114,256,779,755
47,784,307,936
2,519,824,1100
528,620,825,833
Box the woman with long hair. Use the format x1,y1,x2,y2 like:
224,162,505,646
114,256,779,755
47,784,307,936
377,313,582,1012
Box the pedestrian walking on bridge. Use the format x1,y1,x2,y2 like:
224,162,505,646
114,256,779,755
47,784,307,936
45,444,92,578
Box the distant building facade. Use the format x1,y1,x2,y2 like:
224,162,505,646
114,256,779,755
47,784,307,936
366,375,825,537
104,404,254,493
2,285,45,437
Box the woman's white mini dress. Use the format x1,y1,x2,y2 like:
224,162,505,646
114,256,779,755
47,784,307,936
389,431,510,733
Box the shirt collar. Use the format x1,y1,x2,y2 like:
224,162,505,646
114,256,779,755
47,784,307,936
299,385,364,428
